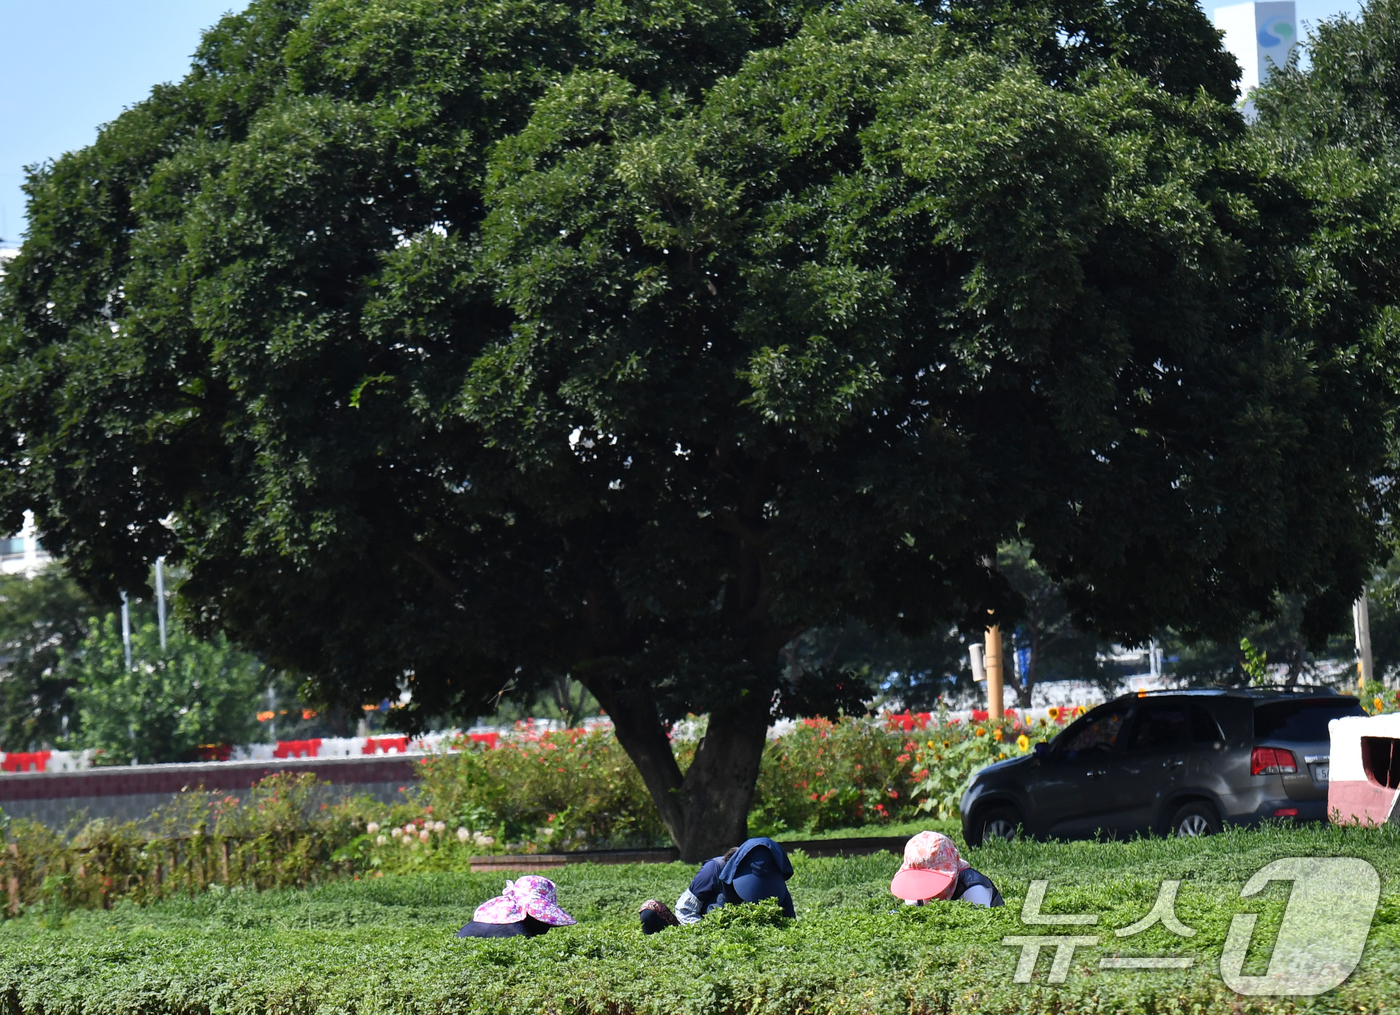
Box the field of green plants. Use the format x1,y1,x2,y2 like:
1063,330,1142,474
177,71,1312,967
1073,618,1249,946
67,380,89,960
1,822,1397,1015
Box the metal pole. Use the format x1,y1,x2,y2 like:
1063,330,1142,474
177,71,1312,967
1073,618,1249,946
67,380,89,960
1354,593,1374,693
120,591,132,672
155,557,167,650
985,623,1004,721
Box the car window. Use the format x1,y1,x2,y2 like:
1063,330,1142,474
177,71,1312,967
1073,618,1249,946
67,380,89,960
1059,705,1131,755
1126,705,1189,752
1189,705,1223,744
1254,698,1365,742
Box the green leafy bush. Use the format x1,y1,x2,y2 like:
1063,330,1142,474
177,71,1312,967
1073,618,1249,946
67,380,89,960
410,728,675,851
64,613,266,764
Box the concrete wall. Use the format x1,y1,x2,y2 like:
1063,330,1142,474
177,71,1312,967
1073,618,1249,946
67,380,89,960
0,754,419,829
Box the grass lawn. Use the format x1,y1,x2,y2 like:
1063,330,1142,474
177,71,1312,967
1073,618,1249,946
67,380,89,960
2,822,1397,1014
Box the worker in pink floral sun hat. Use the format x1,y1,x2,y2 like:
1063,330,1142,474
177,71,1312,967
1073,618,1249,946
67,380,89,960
889,831,1003,907
456,875,578,938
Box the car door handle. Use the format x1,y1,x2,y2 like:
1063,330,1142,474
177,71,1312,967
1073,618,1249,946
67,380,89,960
1163,759,1185,768
1085,769,1108,778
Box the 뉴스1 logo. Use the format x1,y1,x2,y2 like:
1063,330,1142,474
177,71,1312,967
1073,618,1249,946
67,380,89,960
1004,857,1380,996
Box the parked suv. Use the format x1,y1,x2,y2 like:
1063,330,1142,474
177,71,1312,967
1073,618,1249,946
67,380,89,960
961,688,1364,845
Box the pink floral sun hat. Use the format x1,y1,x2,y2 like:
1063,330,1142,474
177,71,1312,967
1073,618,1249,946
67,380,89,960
890,831,970,902
473,875,577,926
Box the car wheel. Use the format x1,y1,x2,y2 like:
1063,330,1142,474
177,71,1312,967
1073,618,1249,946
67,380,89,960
1170,802,1221,838
978,806,1023,844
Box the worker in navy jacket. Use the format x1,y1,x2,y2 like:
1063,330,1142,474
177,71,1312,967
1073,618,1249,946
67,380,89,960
640,837,795,933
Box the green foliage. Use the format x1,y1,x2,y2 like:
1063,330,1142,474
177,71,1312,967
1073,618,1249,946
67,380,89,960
0,824,1398,1014
410,720,947,851
63,613,266,764
0,566,95,750
413,729,673,850
1239,637,1268,685
911,712,1062,820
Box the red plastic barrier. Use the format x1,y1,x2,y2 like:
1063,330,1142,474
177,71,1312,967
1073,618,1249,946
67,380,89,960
468,732,500,749
195,744,232,762
1,751,51,773
273,739,322,759
969,710,1020,722
363,736,409,755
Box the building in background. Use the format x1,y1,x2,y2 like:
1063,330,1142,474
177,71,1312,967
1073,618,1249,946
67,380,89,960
0,254,50,577
1215,1,1298,110
0,511,51,576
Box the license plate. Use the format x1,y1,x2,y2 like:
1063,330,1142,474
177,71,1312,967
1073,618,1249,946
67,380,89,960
1313,764,1329,783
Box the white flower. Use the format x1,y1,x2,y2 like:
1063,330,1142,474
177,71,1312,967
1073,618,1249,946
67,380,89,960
400,835,413,846
376,834,387,846
457,826,470,843
366,822,380,835
418,828,431,843
434,820,447,833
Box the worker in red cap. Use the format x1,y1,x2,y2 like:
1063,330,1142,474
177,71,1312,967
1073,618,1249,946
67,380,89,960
889,831,1003,907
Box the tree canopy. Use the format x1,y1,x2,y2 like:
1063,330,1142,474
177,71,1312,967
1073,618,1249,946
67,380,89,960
2,0,1397,856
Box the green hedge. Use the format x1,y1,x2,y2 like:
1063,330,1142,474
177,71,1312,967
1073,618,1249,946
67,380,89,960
0,823,1396,1014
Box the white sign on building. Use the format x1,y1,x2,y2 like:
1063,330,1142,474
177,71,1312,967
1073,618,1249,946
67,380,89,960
1214,1,1298,96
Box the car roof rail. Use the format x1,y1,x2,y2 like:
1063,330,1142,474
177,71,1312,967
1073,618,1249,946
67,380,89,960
1116,686,1341,701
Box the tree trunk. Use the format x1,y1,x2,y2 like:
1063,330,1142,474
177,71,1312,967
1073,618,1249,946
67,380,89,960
586,676,772,862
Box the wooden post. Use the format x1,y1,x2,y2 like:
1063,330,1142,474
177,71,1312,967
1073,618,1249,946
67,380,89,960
985,623,1004,721
220,841,230,885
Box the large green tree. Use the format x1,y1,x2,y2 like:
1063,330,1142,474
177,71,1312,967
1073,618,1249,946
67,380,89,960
1,0,1396,857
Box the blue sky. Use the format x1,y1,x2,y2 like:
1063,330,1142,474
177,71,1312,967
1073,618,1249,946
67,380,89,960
0,0,1366,249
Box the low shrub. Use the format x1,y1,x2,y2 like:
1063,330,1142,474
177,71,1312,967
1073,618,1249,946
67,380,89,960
0,823,1395,1014
411,726,673,851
